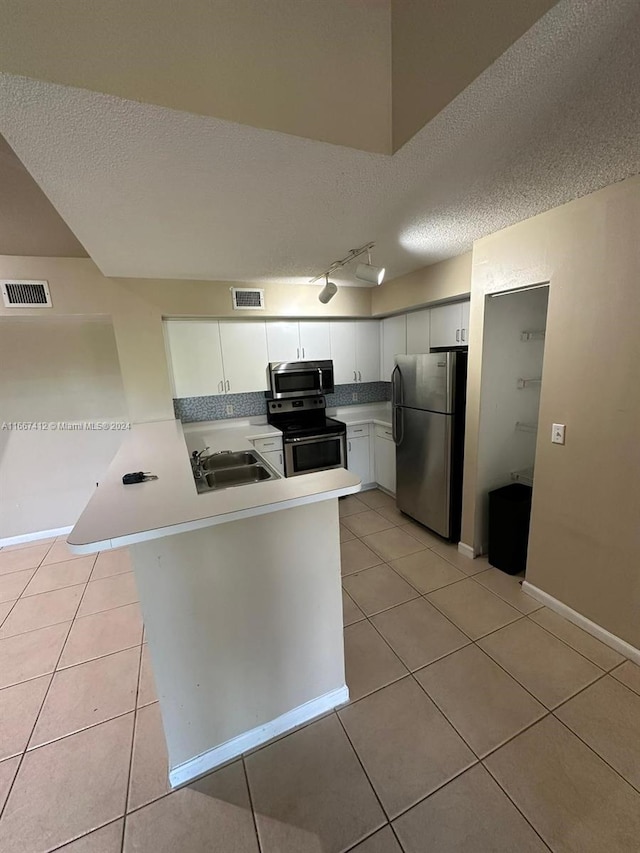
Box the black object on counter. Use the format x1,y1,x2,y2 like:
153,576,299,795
488,483,532,575
122,472,158,485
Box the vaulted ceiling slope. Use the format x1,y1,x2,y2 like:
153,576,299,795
0,0,558,154
0,134,87,257
0,0,639,284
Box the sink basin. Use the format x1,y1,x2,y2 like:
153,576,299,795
195,459,279,493
201,451,260,471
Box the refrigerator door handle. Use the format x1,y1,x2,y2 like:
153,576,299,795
391,364,402,406
392,405,404,446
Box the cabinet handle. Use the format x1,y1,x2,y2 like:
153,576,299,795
225,380,230,392
297,348,300,359
302,347,305,358
218,380,223,393
456,329,460,343
353,371,357,381
358,371,362,381
279,453,283,466
348,440,351,452
461,328,466,342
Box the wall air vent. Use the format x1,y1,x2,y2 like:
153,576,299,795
1,279,52,308
231,287,265,310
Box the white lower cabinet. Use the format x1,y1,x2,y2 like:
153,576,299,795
374,426,396,494
347,435,371,486
261,448,285,476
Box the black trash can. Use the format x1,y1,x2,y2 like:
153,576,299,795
488,483,533,575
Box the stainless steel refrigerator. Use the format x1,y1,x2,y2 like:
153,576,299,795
392,352,467,540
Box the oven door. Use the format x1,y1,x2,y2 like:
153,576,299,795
284,433,345,476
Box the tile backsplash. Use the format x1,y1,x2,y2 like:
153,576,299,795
174,382,391,423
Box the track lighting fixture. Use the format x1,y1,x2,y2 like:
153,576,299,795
318,275,338,304
355,248,385,285
310,241,385,296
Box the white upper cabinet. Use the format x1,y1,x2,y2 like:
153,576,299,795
329,321,380,384
266,321,332,362
461,300,470,345
381,315,407,381
265,322,300,362
298,321,331,360
430,300,470,349
219,321,269,393
329,321,357,384
406,309,431,354
164,320,224,398
355,321,381,383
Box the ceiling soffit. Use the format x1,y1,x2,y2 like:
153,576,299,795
0,0,560,153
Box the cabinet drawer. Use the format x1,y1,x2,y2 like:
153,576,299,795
375,424,394,441
347,424,370,438
253,436,283,453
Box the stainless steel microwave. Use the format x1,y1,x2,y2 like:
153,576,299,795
268,360,335,400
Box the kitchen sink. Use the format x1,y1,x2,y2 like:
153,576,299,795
193,451,279,493
200,451,260,471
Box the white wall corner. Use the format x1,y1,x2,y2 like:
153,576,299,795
457,541,476,560
522,581,640,666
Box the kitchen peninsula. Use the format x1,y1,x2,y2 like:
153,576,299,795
68,418,360,786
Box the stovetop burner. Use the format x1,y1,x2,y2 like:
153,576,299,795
266,395,346,440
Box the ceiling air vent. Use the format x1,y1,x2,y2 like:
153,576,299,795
231,287,265,310
1,279,52,308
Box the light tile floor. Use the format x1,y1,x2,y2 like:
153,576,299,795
1,492,640,852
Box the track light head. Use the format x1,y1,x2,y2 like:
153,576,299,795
318,277,338,304
355,262,385,285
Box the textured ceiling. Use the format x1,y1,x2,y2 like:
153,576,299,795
0,0,639,284
0,134,87,257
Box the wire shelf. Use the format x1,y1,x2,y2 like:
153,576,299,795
517,377,542,389
521,330,546,342
515,422,538,433
511,467,534,487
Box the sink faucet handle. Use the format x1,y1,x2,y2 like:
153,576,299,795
192,446,210,462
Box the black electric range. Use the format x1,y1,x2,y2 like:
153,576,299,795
267,397,346,477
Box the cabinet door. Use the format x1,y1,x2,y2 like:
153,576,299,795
347,436,371,485
406,309,431,354
375,436,396,493
329,322,357,384
430,303,463,349
164,320,224,398
460,300,470,345
299,321,331,360
261,448,285,476
219,321,269,393
381,315,407,381
266,322,300,363
355,321,381,383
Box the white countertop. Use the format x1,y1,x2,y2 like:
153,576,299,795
68,419,361,553
333,403,392,429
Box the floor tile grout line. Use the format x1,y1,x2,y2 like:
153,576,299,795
334,709,398,826
18,552,98,599
121,641,144,853
46,818,125,853
523,611,619,671
481,758,555,852
0,581,91,641
550,704,640,797
56,638,145,674
0,563,93,826
241,755,263,853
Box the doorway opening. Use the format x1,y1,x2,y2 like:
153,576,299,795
475,283,550,570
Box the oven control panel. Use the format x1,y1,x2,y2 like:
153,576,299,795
268,397,326,414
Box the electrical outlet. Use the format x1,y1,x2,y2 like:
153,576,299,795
551,423,565,445
352,393,358,402
226,405,234,416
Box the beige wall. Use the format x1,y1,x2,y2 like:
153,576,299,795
391,0,558,150
0,0,391,154
0,317,127,537
461,175,640,647
371,253,471,316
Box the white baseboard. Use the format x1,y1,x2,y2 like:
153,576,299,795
457,542,476,560
0,525,72,549
168,684,349,788
522,581,640,666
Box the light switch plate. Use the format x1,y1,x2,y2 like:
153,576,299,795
552,423,566,445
